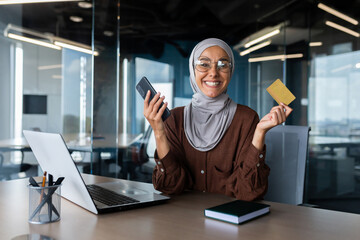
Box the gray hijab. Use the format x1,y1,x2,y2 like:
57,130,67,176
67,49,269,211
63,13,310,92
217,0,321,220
184,38,237,152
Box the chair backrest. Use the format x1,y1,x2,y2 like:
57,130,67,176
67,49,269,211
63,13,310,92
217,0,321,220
132,126,153,165
141,125,153,157
0,153,3,167
264,125,311,205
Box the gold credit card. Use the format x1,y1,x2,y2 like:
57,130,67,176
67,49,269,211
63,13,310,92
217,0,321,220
266,79,296,105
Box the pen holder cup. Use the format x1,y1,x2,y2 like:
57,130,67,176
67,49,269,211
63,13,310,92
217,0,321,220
28,183,61,224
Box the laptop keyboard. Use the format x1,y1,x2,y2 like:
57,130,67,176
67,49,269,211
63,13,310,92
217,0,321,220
87,184,140,206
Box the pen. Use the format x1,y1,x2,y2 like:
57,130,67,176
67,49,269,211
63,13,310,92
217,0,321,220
48,174,53,186
29,177,39,187
48,174,53,220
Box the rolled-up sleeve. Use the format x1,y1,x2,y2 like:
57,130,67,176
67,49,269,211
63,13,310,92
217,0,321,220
152,113,193,195
225,114,270,201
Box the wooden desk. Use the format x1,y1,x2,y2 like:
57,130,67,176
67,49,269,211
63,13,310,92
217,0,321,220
1,175,359,240
0,138,31,152
0,133,143,152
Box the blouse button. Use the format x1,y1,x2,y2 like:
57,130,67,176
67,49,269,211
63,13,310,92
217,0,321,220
259,154,264,159
160,168,164,172
200,170,205,174
256,163,260,167
157,161,161,165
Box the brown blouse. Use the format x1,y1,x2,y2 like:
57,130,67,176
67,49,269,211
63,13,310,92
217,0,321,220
152,104,270,201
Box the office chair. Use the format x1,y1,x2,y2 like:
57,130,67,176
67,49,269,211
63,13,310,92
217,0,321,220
0,152,34,180
122,126,153,180
129,126,153,165
264,125,311,205
0,153,4,179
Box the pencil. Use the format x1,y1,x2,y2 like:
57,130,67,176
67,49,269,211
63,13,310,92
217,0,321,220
41,171,47,187
39,171,47,204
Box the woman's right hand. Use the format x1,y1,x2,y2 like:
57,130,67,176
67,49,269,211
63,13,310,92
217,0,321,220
143,91,170,158
143,91,168,135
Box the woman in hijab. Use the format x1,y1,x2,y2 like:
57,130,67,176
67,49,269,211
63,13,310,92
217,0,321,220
143,38,292,200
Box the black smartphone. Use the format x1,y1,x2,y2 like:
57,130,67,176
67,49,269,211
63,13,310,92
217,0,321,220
136,76,171,121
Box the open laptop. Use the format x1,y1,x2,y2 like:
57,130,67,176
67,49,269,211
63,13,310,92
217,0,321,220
23,130,170,214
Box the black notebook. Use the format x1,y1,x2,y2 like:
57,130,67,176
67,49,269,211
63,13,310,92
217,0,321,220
204,200,270,224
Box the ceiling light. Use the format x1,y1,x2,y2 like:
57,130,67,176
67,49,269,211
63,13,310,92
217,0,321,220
309,42,323,47
331,64,352,73
318,3,358,25
103,30,114,37
248,53,303,63
285,54,303,59
233,22,286,50
244,29,280,48
38,64,62,70
5,24,99,56
54,41,99,56
0,0,79,4
325,21,360,37
78,1,92,8
70,16,83,23
239,40,271,56
7,33,61,50
52,75,62,79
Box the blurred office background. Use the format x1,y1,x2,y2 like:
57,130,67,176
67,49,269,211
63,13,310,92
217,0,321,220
1,0,360,214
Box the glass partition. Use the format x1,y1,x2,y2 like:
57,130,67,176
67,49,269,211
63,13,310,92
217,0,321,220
0,1,120,180
245,2,360,213
306,6,360,213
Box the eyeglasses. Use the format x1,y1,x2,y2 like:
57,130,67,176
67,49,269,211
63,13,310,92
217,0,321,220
194,57,232,73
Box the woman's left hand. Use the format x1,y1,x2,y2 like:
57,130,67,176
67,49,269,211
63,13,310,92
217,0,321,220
252,103,293,151
257,103,293,133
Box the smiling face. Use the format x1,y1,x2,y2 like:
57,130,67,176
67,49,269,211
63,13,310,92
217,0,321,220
194,46,231,98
